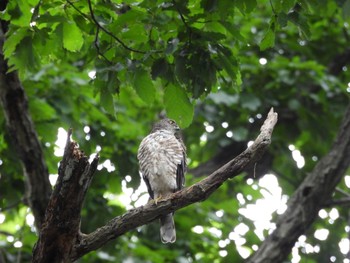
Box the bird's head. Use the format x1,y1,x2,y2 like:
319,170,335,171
151,118,180,134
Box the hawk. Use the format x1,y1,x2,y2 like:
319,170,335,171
137,118,186,243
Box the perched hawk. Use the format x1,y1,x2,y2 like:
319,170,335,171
137,118,186,243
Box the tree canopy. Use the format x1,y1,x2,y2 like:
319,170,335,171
0,0,350,262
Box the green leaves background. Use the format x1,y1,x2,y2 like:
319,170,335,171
1,0,350,262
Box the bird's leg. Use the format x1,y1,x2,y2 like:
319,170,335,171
154,195,163,205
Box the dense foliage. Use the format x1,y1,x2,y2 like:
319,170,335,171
1,0,350,262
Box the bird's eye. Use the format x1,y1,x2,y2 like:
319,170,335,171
168,119,175,124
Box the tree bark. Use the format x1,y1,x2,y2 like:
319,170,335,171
247,104,350,263
32,129,99,263
0,12,52,229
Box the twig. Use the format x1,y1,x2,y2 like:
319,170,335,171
172,0,192,44
66,0,90,20
0,230,13,236
269,0,277,15
86,0,146,54
66,0,154,54
94,27,112,64
323,197,350,208
335,187,350,198
0,199,23,212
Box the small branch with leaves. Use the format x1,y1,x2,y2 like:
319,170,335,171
66,0,149,55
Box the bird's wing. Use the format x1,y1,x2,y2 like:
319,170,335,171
176,152,186,191
142,174,154,199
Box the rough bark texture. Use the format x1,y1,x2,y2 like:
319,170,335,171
247,104,350,263
32,129,99,263
70,108,278,261
0,12,52,229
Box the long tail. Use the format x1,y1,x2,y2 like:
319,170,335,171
160,213,176,243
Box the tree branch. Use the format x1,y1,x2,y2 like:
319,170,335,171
85,0,148,54
172,0,192,44
0,16,52,229
32,129,99,263
93,27,112,64
324,197,350,208
70,108,278,261
247,104,350,263
66,0,164,56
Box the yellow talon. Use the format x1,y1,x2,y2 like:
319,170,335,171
154,195,162,205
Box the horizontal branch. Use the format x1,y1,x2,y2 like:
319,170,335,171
324,197,350,208
71,108,278,260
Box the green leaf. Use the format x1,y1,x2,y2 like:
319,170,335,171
216,49,241,86
107,71,120,94
220,21,246,43
174,54,190,85
62,21,84,52
245,0,258,13
132,68,155,104
29,98,57,121
195,30,226,41
287,11,311,39
236,0,257,14
7,36,39,72
7,0,33,27
100,86,115,115
278,12,288,27
201,0,218,12
151,58,169,79
121,24,148,44
164,85,194,128
260,27,275,50
3,27,29,59
281,0,296,12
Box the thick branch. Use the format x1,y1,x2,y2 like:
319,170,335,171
70,108,278,261
247,104,350,263
324,197,350,208
0,15,51,229
32,129,99,263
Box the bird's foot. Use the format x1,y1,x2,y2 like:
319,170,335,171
154,195,163,205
